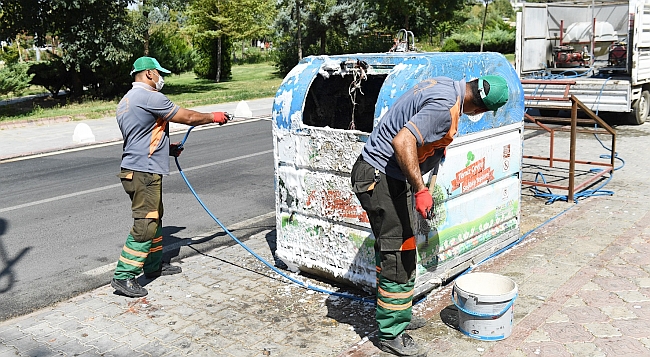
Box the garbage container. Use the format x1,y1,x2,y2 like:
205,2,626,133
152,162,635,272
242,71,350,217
272,52,524,296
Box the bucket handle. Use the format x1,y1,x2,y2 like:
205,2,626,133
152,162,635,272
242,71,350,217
451,290,518,318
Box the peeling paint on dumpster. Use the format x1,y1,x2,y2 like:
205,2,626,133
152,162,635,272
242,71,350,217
272,52,525,295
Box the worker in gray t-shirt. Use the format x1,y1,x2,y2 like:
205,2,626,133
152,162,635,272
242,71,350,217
351,76,509,357
111,56,233,298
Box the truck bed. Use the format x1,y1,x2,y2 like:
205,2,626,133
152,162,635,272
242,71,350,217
522,76,632,114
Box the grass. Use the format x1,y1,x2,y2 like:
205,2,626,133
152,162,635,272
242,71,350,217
0,62,283,123
0,55,518,123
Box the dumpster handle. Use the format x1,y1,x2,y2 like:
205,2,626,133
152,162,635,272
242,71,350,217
175,126,375,304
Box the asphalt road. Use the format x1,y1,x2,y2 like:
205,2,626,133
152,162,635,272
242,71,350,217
0,118,276,321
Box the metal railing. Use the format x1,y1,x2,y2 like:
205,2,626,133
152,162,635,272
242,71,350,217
523,94,616,202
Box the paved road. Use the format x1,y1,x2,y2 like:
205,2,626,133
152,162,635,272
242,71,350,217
0,98,276,321
0,119,276,321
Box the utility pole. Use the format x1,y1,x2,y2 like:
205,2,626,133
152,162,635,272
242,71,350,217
480,0,489,52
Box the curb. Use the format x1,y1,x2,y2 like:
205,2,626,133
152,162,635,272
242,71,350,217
0,116,74,130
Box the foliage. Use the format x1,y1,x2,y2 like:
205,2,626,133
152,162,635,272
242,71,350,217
371,0,466,46
0,0,50,44
222,0,277,43
438,0,515,53
491,0,515,20
273,0,380,75
0,62,32,96
1,0,141,98
187,0,277,81
0,45,20,64
462,2,513,33
240,47,274,64
440,38,461,52
0,62,282,122
27,58,70,97
148,23,194,74
193,35,233,81
441,29,515,53
186,0,231,81
48,0,139,97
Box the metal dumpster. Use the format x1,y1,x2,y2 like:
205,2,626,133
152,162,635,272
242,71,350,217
272,52,525,296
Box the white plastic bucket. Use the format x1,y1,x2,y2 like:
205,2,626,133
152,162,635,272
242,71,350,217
452,272,518,341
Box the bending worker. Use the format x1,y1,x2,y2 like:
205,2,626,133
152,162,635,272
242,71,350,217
350,75,509,356
111,56,233,298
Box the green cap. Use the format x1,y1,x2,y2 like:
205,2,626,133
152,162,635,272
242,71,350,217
478,75,509,113
130,56,171,76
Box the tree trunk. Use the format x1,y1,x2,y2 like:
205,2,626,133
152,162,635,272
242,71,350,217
144,28,150,55
320,32,326,55
296,0,302,60
71,71,83,99
143,0,150,56
216,36,222,83
480,1,489,52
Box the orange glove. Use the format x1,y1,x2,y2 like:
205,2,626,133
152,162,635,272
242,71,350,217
212,112,233,125
414,189,433,219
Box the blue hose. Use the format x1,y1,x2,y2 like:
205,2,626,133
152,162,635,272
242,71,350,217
174,126,597,303
174,126,374,303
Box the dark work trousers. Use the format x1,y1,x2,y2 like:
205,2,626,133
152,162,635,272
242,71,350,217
351,156,417,340
113,169,164,280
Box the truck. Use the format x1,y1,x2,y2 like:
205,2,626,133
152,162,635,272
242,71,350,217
515,0,650,125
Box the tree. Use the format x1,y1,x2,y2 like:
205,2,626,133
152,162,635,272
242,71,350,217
492,0,515,20
1,0,141,98
273,0,375,74
187,0,231,82
372,0,465,43
372,0,420,31
221,0,276,61
420,0,467,46
0,62,32,97
48,0,140,97
0,0,50,44
148,22,194,74
480,0,489,52
134,0,188,55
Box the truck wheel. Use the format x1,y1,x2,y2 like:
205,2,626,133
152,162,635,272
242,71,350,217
630,90,650,125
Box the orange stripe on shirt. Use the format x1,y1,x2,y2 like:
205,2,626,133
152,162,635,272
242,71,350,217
408,121,424,144
148,105,178,157
163,105,178,121
149,118,167,157
149,246,163,253
400,236,417,251
417,96,462,163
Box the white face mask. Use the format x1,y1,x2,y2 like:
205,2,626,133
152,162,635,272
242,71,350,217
154,72,164,91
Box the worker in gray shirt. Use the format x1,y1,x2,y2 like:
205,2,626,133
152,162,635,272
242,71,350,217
351,75,509,356
111,56,233,298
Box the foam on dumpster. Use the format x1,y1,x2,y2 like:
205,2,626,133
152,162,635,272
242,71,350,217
272,53,525,296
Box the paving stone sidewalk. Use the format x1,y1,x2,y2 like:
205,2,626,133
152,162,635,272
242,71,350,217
0,228,376,357
344,123,650,357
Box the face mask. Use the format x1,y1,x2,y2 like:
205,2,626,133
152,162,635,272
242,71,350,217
154,72,164,91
